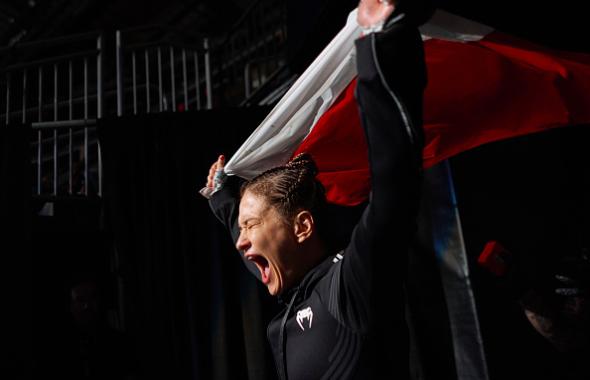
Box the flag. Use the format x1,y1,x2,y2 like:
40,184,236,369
225,9,590,206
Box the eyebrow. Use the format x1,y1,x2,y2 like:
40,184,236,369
238,217,260,227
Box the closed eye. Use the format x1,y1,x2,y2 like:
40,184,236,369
239,219,261,231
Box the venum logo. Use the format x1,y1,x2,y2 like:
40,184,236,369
296,307,313,331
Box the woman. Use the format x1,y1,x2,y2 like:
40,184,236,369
205,0,433,378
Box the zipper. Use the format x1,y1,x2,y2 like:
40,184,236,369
276,287,300,380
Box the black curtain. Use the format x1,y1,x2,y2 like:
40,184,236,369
98,108,278,380
451,125,590,379
0,124,32,377
406,175,458,380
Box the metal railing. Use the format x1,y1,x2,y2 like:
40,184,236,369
211,0,288,106
1,0,291,199
115,25,213,116
1,32,103,197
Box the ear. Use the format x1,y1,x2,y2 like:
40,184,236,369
293,210,315,243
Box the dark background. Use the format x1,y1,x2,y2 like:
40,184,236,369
1,0,589,379
451,125,590,380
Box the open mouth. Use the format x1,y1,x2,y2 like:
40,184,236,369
246,253,271,285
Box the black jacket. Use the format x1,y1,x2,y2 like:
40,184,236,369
210,13,426,380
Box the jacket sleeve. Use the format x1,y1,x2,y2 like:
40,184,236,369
330,15,426,332
209,176,262,281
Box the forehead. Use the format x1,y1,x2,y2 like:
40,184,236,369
238,191,271,222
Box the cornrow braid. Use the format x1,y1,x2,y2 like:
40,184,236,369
241,153,326,226
283,153,318,210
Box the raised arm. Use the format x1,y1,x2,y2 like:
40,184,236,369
333,0,428,330
207,156,262,281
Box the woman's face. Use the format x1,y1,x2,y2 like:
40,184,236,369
236,190,302,295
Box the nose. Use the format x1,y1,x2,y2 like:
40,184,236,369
236,230,250,252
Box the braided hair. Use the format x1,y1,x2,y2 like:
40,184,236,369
241,153,326,226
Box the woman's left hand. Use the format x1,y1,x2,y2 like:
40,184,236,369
357,0,396,29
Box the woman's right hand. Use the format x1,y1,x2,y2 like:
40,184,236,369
206,155,225,190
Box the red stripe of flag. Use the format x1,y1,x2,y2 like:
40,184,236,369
294,33,590,206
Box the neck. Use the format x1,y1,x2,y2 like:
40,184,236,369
300,235,327,275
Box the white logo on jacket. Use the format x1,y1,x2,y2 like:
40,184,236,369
296,307,313,331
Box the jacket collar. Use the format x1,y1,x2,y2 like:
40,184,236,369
277,252,340,305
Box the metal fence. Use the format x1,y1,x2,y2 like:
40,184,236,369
0,28,214,199
1,0,289,199
212,0,288,106
0,32,103,197
115,26,213,117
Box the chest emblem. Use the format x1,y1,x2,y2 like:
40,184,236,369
296,306,313,331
